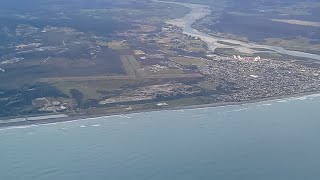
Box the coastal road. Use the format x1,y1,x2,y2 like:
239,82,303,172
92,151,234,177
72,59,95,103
40,73,203,82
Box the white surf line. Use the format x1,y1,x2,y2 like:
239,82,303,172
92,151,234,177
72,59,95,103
0,67,5,72
58,49,68,54
92,54,97,59
43,56,51,62
2,92,320,131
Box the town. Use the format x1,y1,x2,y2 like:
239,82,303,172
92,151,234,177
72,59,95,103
1,1,320,121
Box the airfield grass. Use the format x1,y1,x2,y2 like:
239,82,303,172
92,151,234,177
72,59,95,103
120,55,143,76
49,76,194,100
50,79,134,100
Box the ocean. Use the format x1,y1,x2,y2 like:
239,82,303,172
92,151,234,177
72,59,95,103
1,95,320,180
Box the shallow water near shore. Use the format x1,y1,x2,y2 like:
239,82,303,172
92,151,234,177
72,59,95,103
1,95,320,180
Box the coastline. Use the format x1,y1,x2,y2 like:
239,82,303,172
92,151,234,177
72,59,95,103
2,1,320,129
1,91,319,129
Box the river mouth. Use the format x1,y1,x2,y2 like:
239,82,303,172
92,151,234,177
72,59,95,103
157,0,320,61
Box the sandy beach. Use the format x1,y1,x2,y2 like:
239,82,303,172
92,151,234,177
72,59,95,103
2,1,320,128
1,91,319,129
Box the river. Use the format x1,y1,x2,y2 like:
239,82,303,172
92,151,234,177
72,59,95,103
1,2,320,180
158,0,320,61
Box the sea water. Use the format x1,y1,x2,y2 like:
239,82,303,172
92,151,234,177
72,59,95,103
1,95,320,180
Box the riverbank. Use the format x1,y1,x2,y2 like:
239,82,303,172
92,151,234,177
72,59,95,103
2,1,320,129
160,0,320,61
1,91,319,129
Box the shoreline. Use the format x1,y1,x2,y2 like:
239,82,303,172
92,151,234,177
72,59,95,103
2,1,320,129
1,91,319,129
